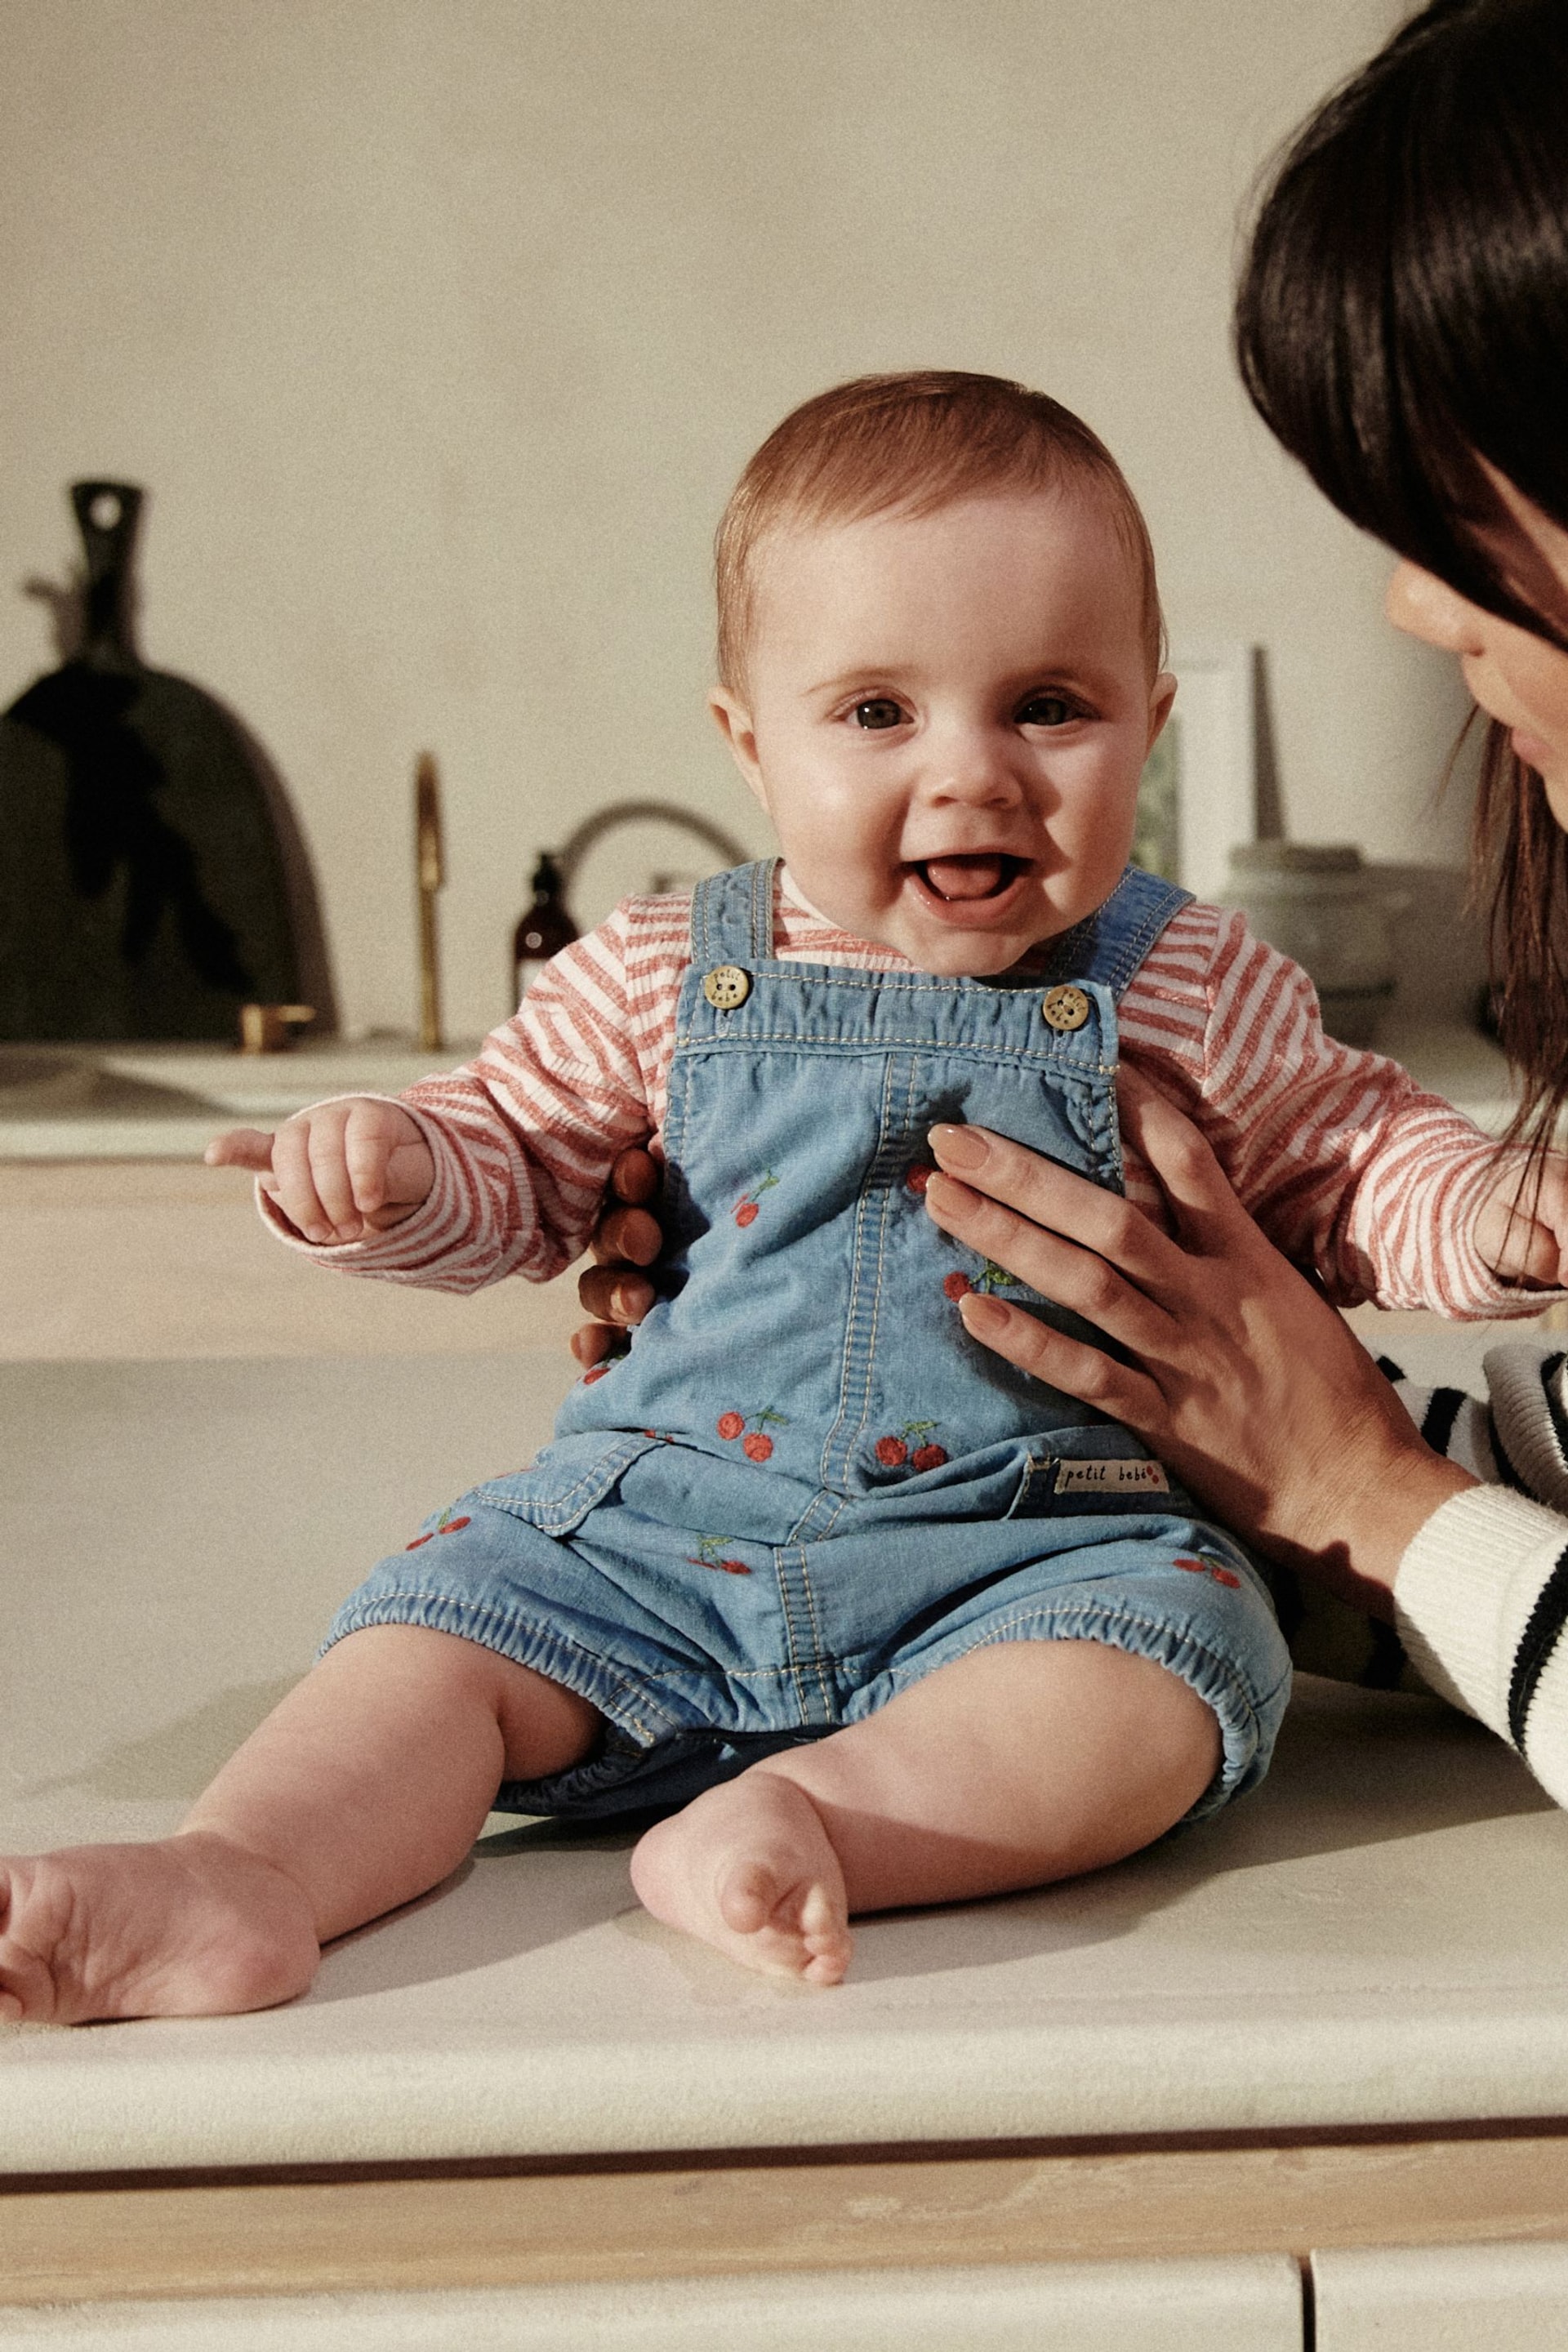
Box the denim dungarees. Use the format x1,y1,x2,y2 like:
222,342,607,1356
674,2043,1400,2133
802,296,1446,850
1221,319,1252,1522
328,861,1291,1820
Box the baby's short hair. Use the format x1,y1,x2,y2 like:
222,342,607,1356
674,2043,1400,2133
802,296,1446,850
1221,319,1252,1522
715,371,1164,691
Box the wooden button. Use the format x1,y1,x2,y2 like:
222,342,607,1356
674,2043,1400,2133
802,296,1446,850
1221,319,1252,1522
702,964,752,1010
1040,984,1091,1032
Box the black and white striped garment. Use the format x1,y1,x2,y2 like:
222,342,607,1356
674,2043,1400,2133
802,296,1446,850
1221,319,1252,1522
1275,1342,1568,1807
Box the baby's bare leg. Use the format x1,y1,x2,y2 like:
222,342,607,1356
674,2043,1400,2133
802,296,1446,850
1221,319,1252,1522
0,1626,599,2025
630,1642,1219,1985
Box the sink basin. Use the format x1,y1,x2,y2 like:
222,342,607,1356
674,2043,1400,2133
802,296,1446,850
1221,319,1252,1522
0,1047,220,1118
0,1039,485,1155
0,1050,96,1109
98,1040,479,1116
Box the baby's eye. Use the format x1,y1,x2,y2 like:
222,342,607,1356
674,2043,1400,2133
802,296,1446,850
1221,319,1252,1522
852,698,907,731
1017,693,1078,728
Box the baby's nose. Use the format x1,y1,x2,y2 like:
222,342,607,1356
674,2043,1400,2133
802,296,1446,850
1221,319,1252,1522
925,728,1020,802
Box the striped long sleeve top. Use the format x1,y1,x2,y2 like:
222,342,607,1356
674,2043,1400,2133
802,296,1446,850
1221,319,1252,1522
1378,1349,1568,1813
270,866,1530,1319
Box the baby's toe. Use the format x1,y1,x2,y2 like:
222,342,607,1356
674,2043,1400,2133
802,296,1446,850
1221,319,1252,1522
804,1882,851,1976
716,1862,780,1937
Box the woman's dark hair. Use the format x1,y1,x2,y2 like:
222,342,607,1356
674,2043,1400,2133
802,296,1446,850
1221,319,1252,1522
1235,0,1568,1156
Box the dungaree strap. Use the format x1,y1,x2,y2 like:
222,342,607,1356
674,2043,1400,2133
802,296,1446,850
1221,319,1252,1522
689,858,779,969
1046,866,1194,1002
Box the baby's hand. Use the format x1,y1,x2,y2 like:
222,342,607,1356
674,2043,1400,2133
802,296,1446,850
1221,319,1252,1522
205,1098,436,1245
1475,1151,1568,1288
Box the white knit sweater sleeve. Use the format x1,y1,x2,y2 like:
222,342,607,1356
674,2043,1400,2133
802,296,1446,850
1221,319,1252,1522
1390,1342,1568,1806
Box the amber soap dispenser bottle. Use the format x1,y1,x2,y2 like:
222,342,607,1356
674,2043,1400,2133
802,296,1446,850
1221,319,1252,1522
512,853,577,1007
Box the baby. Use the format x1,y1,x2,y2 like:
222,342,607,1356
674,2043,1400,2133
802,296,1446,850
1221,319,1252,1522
4,371,1563,2025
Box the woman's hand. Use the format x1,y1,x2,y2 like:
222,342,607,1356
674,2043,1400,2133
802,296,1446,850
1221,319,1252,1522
571,1147,662,1368
924,1071,1476,1610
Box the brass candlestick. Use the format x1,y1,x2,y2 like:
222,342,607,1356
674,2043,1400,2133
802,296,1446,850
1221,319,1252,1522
415,751,444,1051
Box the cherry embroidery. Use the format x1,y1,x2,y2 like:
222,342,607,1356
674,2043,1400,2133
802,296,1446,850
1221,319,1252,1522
733,1170,779,1227
873,1421,950,1472
973,1261,1023,1295
716,1405,789,1461
405,1509,472,1552
688,1536,751,1576
1175,1552,1242,1588
905,1164,933,1195
943,1260,1022,1304
581,1335,630,1387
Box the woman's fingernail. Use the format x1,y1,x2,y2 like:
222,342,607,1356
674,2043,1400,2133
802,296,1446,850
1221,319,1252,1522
930,1123,987,1169
960,1290,1009,1334
923,1170,976,1219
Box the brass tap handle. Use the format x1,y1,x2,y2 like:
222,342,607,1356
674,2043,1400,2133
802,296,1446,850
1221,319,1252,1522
416,751,444,891
238,1003,316,1054
415,751,444,1050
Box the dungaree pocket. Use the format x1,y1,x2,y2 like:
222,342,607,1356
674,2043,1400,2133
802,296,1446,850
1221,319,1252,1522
471,1432,662,1536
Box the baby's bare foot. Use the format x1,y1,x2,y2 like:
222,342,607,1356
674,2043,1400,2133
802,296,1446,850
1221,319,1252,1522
630,1769,853,1985
0,1832,319,2025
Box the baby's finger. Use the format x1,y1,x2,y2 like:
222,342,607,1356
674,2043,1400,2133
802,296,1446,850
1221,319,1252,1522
1494,1214,1565,1288
304,1110,363,1236
361,1198,423,1232
204,1127,275,1172
268,1119,336,1244
341,1102,403,1216
590,1205,662,1268
577,1263,656,1326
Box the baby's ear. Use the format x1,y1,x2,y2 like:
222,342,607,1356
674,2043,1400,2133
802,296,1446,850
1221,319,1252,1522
707,687,765,802
1147,671,1178,752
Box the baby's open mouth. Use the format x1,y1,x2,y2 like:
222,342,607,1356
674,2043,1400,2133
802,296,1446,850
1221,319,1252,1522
911,853,1026,903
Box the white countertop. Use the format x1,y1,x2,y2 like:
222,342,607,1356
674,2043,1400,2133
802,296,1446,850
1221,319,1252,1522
0,1040,484,1160
7,1339,1568,2175
0,1019,1520,1160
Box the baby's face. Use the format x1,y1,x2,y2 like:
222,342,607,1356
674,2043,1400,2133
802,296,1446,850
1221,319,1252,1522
710,488,1174,976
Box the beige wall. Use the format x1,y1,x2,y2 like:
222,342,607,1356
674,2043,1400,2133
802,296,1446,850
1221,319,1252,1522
0,0,1458,1042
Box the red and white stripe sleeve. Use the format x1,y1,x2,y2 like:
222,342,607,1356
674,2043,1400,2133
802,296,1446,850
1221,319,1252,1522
1122,903,1532,1316
257,897,691,1292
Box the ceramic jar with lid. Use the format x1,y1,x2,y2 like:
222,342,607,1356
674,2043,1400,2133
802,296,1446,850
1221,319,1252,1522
1223,843,1408,1048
